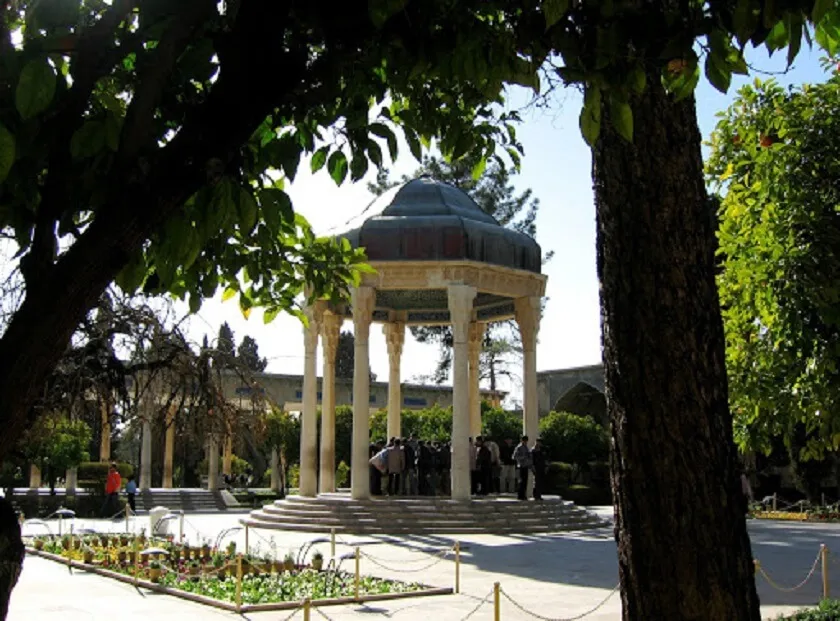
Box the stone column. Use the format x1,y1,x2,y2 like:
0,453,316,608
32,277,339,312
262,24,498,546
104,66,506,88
223,434,233,478
350,286,375,500
29,465,41,489
299,306,321,497
515,297,541,446
65,467,78,492
384,321,405,440
270,447,281,493
140,417,153,491
207,436,220,490
162,405,176,489
320,312,341,493
448,284,477,501
99,398,112,462
468,322,484,437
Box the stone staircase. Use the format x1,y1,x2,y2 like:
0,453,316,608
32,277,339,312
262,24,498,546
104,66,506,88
244,493,606,534
137,488,241,513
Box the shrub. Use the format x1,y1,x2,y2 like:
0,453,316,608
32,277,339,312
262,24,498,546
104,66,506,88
539,412,609,479
588,461,610,486
336,461,350,488
287,464,300,488
544,462,574,493
775,599,840,620
77,462,134,490
559,484,612,506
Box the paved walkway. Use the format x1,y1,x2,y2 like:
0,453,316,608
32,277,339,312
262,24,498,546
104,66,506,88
9,508,832,620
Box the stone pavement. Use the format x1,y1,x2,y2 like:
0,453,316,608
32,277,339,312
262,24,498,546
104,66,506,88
9,507,834,620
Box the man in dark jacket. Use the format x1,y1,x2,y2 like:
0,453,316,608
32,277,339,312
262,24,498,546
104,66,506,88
531,439,547,501
475,436,493,496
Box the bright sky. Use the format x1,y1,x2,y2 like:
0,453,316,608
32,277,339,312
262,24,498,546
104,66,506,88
180,47,831,405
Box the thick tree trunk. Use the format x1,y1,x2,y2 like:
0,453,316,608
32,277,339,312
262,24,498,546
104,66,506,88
593,73,760,619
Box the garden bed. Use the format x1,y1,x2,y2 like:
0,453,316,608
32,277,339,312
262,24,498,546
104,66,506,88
25,535,450,612
749,511,840,522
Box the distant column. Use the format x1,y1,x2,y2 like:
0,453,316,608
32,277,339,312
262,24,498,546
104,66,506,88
270,447,281,493
384,321,405,440
99,397,112,462
320,312,341,493
448,284,477,501
162,405,176,488
350,287,375,500
223,434,233,478
207,436,220,490
29,465,41,489
299,305,321,497
515,297,541,443
516,296,541,497
65,467,78,493
140,417,153,491
468,322,485,437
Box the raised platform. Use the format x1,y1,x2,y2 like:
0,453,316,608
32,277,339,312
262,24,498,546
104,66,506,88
244,493,606,534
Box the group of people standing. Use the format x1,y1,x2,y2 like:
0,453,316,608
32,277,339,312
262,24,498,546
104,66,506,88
368,434,547,500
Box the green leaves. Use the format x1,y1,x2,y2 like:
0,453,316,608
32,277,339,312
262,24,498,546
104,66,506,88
542,0,569,29
608,96,633,142
661,55,700,100
16,58,57,120
813,0,834,25
579,87,601,147
368,0,407,29
70,121,106,159
815,8,840,57
327,151,348,185
259,188,293,234
0,123,15,183
310,147,329,173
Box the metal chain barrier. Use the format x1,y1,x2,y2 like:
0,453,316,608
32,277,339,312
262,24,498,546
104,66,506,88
499,584,619,621
755,548,822,592
359,546,453,573
460,588,495,621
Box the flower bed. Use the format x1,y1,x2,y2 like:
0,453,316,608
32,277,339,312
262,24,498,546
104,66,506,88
750,510,840,522
25,534,448,612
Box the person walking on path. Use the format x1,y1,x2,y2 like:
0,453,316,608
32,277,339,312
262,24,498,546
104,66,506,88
125,475,137,513
512,436,533,501
101,463,122,517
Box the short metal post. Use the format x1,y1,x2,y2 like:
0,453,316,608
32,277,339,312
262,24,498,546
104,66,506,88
455,541,461,594
823,493,827,508
125,503,130,534
133,536,140,585
330,528,336,559
354,547,361,600
822,544,830,599
303,598,311,621
773,493,777,511
179,511,184,543
494,582,501,621
236,554,243,612
245,524,249,556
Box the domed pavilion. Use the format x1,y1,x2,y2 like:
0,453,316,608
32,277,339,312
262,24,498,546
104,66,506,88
297,177,547,501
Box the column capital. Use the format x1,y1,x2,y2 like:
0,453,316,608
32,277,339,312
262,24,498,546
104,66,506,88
468,321,485,353
321,312,342,361
447,284,477,339
383,322,405,357
351,286,376,342
515,296,541,350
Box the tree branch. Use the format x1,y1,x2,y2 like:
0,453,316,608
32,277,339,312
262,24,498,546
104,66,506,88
118,0,217,163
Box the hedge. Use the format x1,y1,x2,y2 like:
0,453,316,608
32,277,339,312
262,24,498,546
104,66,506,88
558,484,612,506
77,461,134,490
775,599,840,620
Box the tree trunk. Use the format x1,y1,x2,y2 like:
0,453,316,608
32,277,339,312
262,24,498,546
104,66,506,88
593,72,760,620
